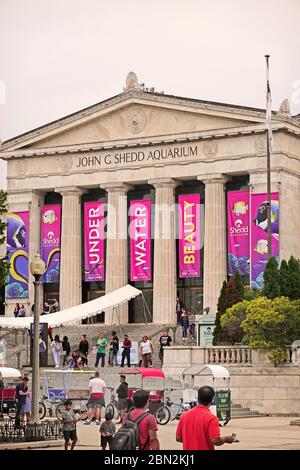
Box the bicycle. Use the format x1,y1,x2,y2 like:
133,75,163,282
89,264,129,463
105,387,121,423
155,394,196,425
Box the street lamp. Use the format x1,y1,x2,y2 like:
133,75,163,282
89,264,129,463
30,253,46,424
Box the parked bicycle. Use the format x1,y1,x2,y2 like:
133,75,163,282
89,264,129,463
155,391,197,425
105,387,121,423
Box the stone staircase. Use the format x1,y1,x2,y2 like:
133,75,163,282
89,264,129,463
231,403,266,419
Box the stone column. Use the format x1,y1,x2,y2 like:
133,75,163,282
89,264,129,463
56,187,84,311
198,175,227,315
5,190,44,316
149,178,177,324
101,183,131,325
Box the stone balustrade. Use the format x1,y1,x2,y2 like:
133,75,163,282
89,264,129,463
205,346,252,365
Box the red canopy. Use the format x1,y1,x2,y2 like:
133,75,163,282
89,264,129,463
119,367,165,379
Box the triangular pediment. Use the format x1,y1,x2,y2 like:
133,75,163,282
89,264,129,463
1,91,269,152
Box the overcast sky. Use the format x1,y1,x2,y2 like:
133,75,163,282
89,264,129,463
1,0,300,189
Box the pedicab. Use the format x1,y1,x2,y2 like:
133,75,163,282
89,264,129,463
42,369,92,421
182,364,231,426
0,367,21,419
106,368,166,420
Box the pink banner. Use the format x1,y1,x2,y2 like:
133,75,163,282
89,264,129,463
84,202,105,282
41,205,61,283
130,199,152,282
251,192,279,289
179,194,200,278
227,191,250,276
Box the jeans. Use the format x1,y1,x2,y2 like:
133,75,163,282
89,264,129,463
109,351,118,366
189,323,195,338
95,352,106,368
15,399,23,426
142,353,152,368
121,349,130,367
182,325,188,338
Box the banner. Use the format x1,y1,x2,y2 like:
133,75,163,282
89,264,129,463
41,205,61,283
227,191,250,276
6,211,29,298
178,194,200,278
251,192,279,289
84,201,105,282
129,199,152,282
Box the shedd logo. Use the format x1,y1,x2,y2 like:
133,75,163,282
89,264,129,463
235,219,243,228
42,230,59,247
230,218,249,236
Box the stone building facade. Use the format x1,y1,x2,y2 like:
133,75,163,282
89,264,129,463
1,73,300,324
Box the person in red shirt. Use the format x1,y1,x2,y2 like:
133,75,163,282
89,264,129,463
121,335,132,367
176,386,235,450
129,389,160,450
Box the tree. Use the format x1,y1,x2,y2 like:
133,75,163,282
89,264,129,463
213,281,227,345
279,259,289,297
225,273,244,309
0,190,9,288
262,257,280,299
287,256,300,300
233,271,244,300
220,300,249,344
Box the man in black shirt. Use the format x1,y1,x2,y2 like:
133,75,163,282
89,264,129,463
79,335,89,365
109,331,119,367
116,374,128,423
159,329,172,365
15,376,29,426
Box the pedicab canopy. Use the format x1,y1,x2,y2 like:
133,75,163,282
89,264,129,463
0,284,142,330
0,367,22,379
182,364,230,380
120,367,165,378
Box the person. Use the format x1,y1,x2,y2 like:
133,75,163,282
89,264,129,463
108,331,119,367
39,334,47,366
42,303,50,315
48,325,53,342
181,308,189,342
21,384,31,423
76,352,87,370
121,334,131,368
116,374,128,424
51,334,63,368
95,333,108,368
176,297,184,325
62,399,79,451
139,336,153,368
158,329,172,365
68,351,78,370
15,376,29,426
128,389,160,450
176,386,235,450
18,304,26,317
0,377,4,390
100,411,116,450
62,336,71,367
79,334,89,365
0,335,8,366
13,303,20,318
85,371,106,425
188,311,196,340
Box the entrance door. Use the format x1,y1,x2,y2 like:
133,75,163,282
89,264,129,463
177,287,203,314
85,290,105,323
129,288,153,323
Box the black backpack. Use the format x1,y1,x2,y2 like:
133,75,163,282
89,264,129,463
111,411,150,450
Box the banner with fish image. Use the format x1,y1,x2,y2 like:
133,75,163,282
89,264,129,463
41,205,61,283
178,194,200,278
6,211,29,298
251,192,279,289
129,199,152,281
84,201,105,282
227,191,250,277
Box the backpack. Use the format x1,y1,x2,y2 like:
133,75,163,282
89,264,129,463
110,411,150,450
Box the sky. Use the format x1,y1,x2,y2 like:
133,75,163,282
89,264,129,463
0,0,300,189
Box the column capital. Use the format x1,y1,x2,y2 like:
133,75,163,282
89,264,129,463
55,186,87,197
197,174,229,185
100,182,133,193
148,178,178,189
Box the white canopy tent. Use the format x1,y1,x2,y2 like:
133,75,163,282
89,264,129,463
0,284,142,330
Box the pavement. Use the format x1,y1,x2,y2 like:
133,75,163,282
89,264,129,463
15,416,300,451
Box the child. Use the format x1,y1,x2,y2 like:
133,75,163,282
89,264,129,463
100,411,116,450
62,399,79,451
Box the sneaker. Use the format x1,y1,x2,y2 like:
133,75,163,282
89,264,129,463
55,365,59,368
95,420,101,425
84,420,91,425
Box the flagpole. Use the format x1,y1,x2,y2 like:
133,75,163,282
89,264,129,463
265,54,272,259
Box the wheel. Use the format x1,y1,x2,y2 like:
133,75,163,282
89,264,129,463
105,403,120,422
219,419,230,427
8,405,16,419
55,402,65,421
39,402,47,420
155,405,171,425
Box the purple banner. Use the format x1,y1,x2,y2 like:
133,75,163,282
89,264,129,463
84,201,105,282
227,191,250,276
179,194,200,278
251,192,279,289
41,205,61,283
130,199,152,281
6,211,29,298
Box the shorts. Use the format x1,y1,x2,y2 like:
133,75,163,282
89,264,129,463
63,430,77,442
118,398,128,411
87,396,105,409
101,435,113,449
